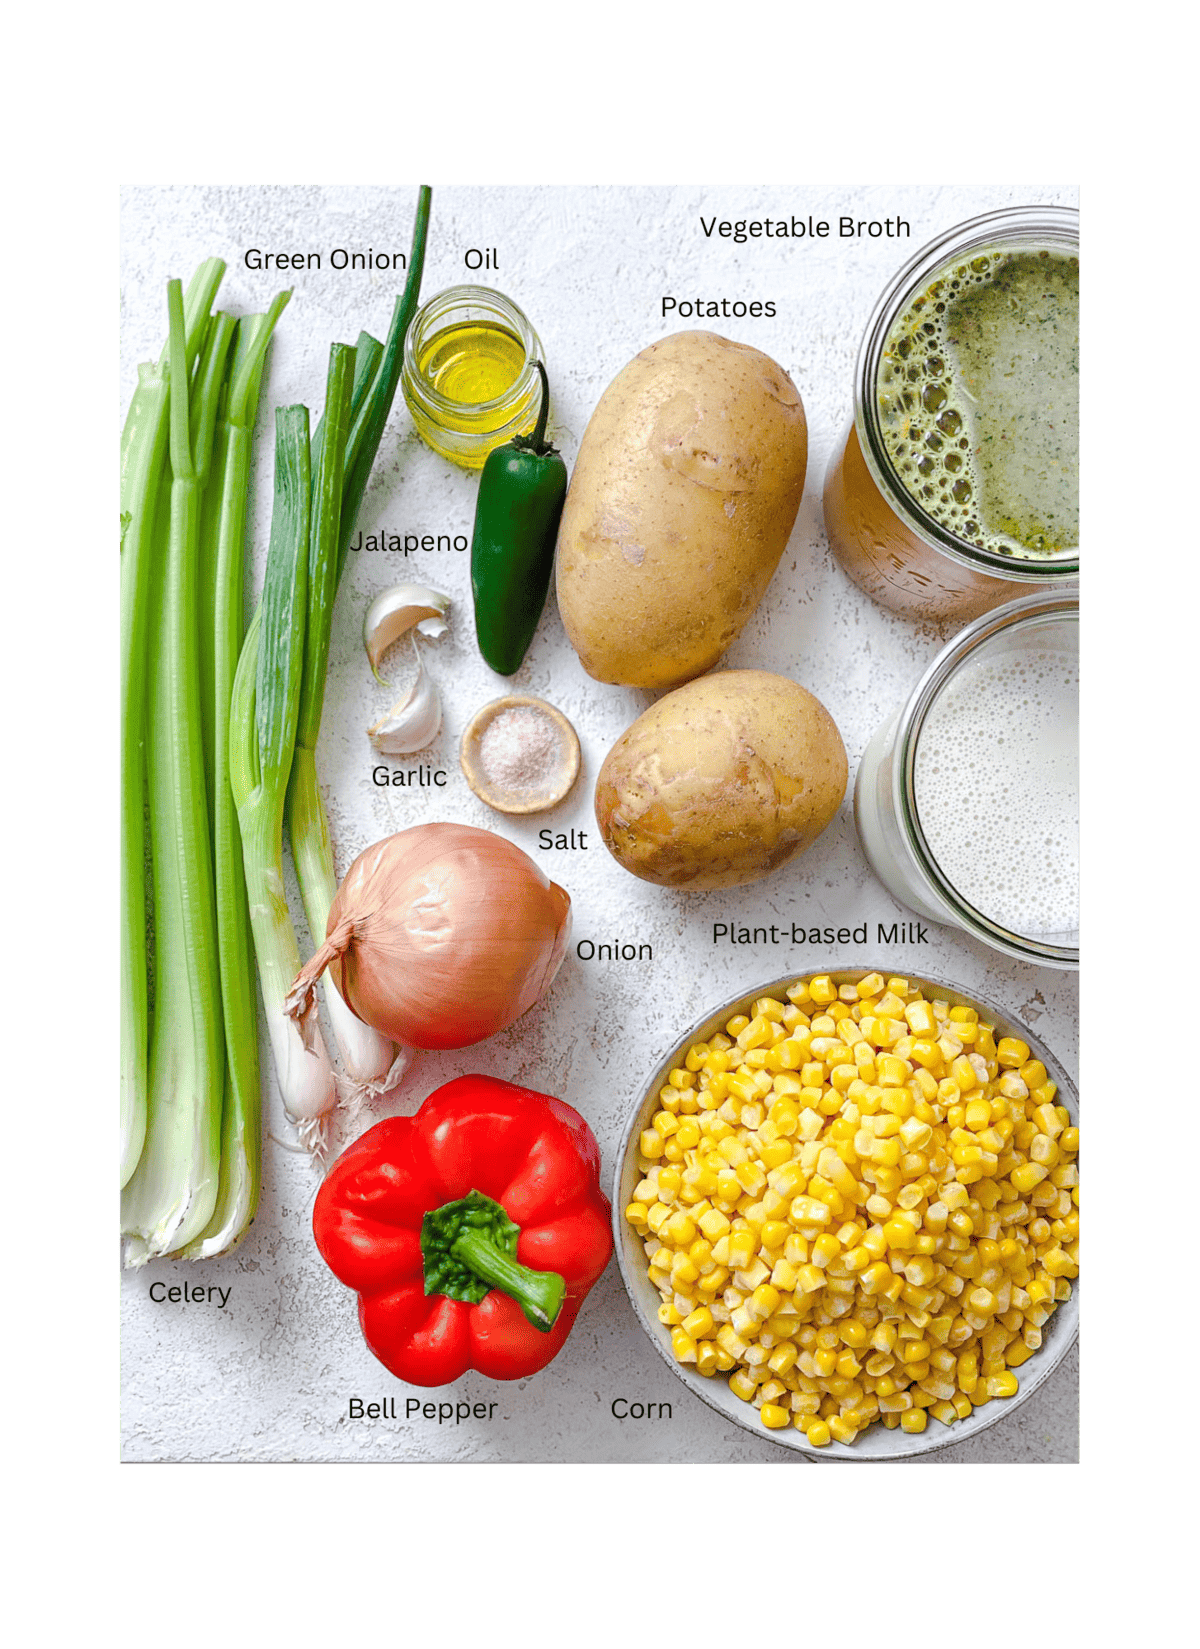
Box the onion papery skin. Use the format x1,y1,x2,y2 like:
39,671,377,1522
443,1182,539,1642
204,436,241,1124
325,823,571,1050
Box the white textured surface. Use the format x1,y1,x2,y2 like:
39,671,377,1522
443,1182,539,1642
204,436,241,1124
120,183,1079,1464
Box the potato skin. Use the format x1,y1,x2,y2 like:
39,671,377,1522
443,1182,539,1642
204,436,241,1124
555,331,807,690
594,671,847,890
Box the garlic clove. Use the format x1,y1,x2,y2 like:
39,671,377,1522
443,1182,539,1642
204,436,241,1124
364,583,451,683
368,638,443,754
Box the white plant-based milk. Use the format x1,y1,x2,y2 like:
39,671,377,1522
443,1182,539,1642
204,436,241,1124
913,646,1079,939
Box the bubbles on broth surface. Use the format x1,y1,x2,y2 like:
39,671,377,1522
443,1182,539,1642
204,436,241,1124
877,248,1079,559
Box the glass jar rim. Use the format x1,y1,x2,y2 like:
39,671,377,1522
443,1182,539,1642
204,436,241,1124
853,205,1080,583
403,284,542,417
893,588,1080,967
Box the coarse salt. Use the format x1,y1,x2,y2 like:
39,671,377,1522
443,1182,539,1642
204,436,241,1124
478,707,562,793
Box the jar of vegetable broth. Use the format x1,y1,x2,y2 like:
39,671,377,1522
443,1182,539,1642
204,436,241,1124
854,589,1079,970
402,285,545,469
824,206,1079,621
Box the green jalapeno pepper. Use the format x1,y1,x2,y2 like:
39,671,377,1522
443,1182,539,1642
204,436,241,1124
470,361,568,675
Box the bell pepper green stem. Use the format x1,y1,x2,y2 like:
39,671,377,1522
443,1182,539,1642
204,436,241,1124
421,1188,567,1330
449,1230,566,1333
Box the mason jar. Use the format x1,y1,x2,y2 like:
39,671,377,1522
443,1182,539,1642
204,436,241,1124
855,589,1079,969
401,285,544,469
824,206,1079,621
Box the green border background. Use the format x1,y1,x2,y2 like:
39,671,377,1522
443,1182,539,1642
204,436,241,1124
14,3,1153,1635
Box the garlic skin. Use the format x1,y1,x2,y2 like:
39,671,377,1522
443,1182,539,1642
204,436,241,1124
364,583,450,683
368,639,442,754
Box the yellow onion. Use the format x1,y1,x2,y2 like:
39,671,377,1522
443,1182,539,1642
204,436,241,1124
285,823,571,1051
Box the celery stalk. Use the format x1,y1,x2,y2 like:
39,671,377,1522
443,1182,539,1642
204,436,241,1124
121,281,226,1261
183,296,290,1258
121,258,225,477
120,257,225,1189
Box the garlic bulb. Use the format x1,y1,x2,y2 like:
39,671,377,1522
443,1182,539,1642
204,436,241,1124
368,638,442,754
364,583,450,683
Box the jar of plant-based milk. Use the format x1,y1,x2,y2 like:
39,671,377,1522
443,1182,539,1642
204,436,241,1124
824,206,1079,622
855,590,1079,969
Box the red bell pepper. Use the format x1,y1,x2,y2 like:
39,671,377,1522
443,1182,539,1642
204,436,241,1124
312,1074,613,1385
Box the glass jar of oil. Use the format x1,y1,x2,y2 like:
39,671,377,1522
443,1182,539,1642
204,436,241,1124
402,286,544,468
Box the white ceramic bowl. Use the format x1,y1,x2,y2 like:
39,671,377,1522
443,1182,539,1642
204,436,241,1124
612,967,1079,1461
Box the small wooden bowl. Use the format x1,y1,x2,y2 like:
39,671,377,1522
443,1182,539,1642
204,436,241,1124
459,695,582,815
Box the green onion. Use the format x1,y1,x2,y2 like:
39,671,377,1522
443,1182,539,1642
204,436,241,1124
191,312,238,812
309,328,382,480
120,257,225,1188
231,402,337,1149
182,296,290,1258
338,186,431,575
121,280,226,1259
287,339,407,1097
120,357,168,1187
282,192,431,1105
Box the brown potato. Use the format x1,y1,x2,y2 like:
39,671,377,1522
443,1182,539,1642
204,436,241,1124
555,331,807,690
594,671,847,890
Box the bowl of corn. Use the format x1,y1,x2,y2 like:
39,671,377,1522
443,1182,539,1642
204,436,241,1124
613,968,1079,1460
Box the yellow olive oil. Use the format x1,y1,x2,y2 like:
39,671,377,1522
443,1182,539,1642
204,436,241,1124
417,322,526,409
403,288,543,467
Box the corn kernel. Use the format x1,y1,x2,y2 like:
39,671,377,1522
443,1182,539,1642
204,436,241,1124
734,1160,768,1196
883,1218,916,1251
733,1257,770,1291
1011,1161,1048,1194
770,1258,798,1291
695,1342,721,1376
860,1261,893,1295
670,1327,697,1363
1043,1247,1076,1278
698,1208,730,1242
749,1283,780,1318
